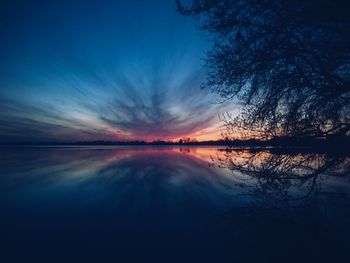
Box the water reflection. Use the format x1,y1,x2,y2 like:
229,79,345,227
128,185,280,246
0,147,239,204
0,146,350,262
214,148,350,203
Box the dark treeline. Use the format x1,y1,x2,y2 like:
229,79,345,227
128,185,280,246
2,136,350,153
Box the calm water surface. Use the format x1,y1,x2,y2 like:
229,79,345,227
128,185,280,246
1,146,350,262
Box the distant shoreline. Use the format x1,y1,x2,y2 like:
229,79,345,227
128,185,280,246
1,137,350,153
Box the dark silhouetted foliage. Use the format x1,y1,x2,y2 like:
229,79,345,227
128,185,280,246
178,0,350,139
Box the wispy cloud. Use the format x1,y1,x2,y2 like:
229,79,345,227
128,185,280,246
0,0,237,143
0,64,232,142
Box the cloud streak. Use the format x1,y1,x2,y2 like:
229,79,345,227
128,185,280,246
0,63,231,142
0,0,236,143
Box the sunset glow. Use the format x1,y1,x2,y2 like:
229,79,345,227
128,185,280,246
0,0,235,143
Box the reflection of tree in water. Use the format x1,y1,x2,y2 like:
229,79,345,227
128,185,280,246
211,148,350,261
214,148,350,203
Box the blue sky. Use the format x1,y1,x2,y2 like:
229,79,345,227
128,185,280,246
0,0,233,142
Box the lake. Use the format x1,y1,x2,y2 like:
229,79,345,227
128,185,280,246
1,146,350,262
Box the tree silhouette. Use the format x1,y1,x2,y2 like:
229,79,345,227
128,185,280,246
177,0,350,139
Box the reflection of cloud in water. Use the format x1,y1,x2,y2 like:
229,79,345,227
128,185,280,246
1,146,349,208
1,146,350,262
0,147,243,215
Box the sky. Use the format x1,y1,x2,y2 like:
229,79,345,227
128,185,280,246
0,0,233,143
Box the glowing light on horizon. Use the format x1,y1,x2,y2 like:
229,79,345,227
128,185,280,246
0,0,238,143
